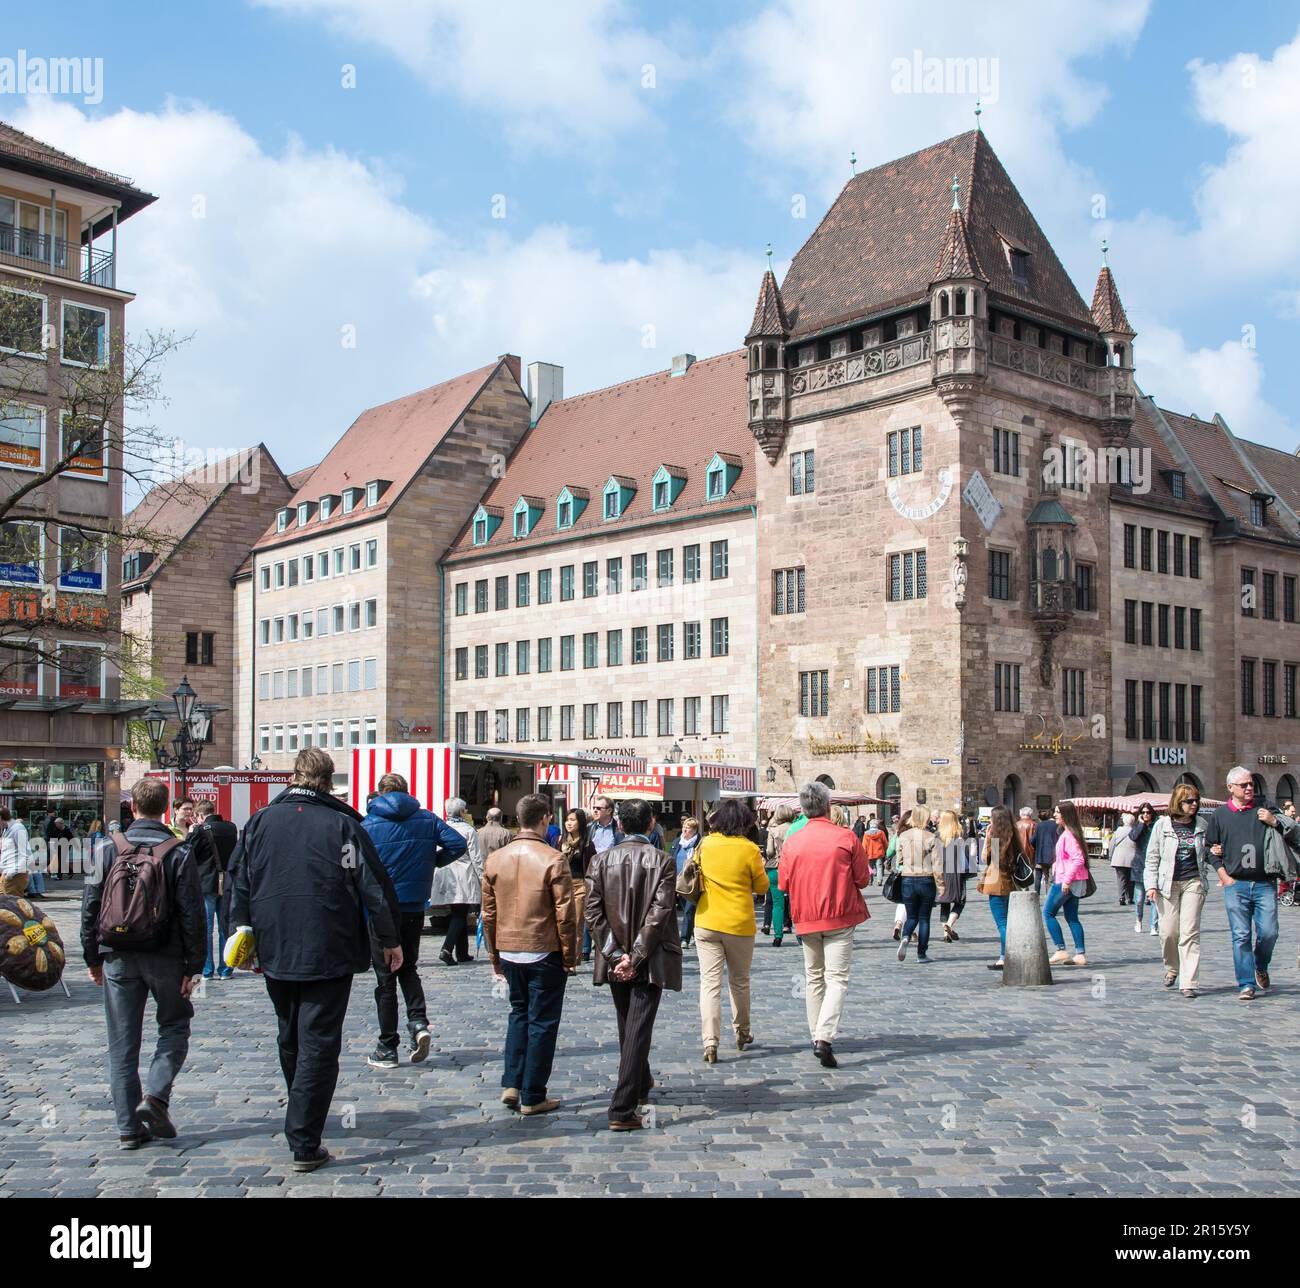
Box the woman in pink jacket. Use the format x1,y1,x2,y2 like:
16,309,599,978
1043,800,1090,966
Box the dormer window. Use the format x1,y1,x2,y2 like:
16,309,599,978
474,516,488,544
1251,496,1267,527
1169,471,1185,500
1010,249,1029,283
603,476,635,521
605,490,619,518
319,495,334,520
557,499,572,528
654,480,669,509
366,482,378,506
297,502,313,526
555,486,588,531
705,452,742,502
276,508,291,533
651,465,687,512
342,487,361,514
470,504,503,547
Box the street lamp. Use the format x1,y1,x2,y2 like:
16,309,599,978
145,675,215,800
667,741,683,765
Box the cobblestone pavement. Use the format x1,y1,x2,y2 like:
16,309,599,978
3,880,1298,1198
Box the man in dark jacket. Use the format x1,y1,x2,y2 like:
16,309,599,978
1032,810,1059,893
361,772,466,1068
586,797,681,1131
81,777,205,1150
190,800,239,980
228,748,401,1173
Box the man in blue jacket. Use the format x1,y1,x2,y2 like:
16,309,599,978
362,771,467,1068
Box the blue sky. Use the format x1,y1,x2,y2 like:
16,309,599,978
9,0,1300,473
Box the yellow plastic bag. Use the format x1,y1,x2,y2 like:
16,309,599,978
223,925,256,970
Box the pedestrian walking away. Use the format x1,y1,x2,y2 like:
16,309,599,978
778,782,871,1069
586,797,681,1130
430,796,483,966
977,805,1027,970
861,816,887,886
363,773,467,1067
692,799,768,1063
896,807,941,962
936,809,971,942
762,805,796,943
482,793,577,1116
1043,801,1090,966
1032,810,1058,894
190,800,239,980
79,778,205,1150
1142,783,1212,997
1107,812,1138,907
229,748,402,1173
1204,765,1299,1001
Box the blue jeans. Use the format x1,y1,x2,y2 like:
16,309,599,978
25,866,46,896
202,893,228,977
1043,883,1085,952
900,877,936,955
501,952,567,1107
678,898,696,944
1133,880,1159,929
988,894,1009,956
1222,880,1279,990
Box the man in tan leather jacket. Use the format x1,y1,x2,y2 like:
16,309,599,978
586,797,681,1131
481,793,577,1117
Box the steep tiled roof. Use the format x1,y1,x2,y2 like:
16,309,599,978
0,120,157,226
779,130,1095,339
747,270,789,339
931,206,985,282
1121,397,1216,516
255,359,515,552
446,351,750,559
1157,408,1291,538
1240,439,1300,521
1091,266,1134,335
123,447,281,589
285,464,318,492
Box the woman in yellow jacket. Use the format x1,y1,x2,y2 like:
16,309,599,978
694,799,769,1064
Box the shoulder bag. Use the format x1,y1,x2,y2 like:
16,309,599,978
675,847,703,902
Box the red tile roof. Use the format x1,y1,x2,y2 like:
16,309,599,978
254,359,514,552
1121,398,1215,515
747,269,789,339
1090,266,1134,335
446,351,751,559
779,130,1095,339
1239,439,1300,521
931,206,985,283
285,464,318,492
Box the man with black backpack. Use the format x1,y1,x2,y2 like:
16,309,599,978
81,777,205,1150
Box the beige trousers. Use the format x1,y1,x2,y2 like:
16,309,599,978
695,926,755,1047
801,925,856,1043
1157,878,1206,989
0,873,29,896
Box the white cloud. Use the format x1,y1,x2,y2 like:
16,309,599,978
253,0,683,151
1138,322,1288,444
8,96,758,474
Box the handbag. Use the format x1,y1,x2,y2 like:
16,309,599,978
882,868,904,903
1011,852,1035,890
675,851,703,902
1069,872,1097,899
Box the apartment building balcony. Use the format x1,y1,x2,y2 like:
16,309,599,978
0,222,116,288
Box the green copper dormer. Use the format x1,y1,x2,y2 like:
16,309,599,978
556,486,589,531
471,504,504,547
651,464,688,512
513,495,545,538
705,452,743,501
603,475,637,520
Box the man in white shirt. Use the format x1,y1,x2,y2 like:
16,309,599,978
0,808,32,896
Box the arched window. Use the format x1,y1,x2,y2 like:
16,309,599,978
1064,774,1079,800
1125,772,1157,794
1252,773,1267,799
764,344,777,368
1277,773,1296,805
750,345,759,372
816,773,836,790
1041,545,1058,581
955,288,967,315
877,772,900,824
1176,771,1204,794
939,291,949,318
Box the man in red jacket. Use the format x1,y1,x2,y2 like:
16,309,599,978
779,782,872,1068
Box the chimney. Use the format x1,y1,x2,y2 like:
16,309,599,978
498,353,522,385
670,353,696,378
527,361,563,424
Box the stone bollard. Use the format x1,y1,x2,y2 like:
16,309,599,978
1002,889,1053,986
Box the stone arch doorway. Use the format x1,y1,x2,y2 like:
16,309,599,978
1002,774,1022,812
815,773,836,790
1277,773,1297,806
1125,772,1157,794
876,771,900,823
1252,773,1267,799
1175,771,1204,795
1063,773,1080,800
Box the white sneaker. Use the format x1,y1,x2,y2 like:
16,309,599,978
1149,925,1159,936
1134,922,1143,934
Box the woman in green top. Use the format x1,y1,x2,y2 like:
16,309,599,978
762,805,796,944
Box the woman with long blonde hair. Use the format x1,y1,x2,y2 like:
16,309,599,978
896,806,941,962
935,809,970,943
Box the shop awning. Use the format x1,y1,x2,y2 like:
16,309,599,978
647,762,757,793
1063,792,1224,813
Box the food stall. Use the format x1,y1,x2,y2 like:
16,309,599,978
1062,792,1225,859
144,768,295,828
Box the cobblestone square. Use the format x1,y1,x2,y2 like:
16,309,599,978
3,882,1297,1198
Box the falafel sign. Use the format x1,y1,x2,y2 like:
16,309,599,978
596,773,665,800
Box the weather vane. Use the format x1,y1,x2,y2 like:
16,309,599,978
850,150,857,175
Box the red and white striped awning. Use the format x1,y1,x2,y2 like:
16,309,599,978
647,762,757,793
1064,792,1224,813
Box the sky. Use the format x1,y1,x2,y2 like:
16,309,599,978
7,0,1300,476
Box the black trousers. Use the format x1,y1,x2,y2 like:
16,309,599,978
371,911,428,1050
442,904,474,960
264,974,353,1155
1114,866,1135,904
608,979,661,1123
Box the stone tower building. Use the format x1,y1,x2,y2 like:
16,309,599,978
751,130,1137,816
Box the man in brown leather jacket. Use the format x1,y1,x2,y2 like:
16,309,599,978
481,793,577,1117
586,797,681,1131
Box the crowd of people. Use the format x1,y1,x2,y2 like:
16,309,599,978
69,753,1299,1171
